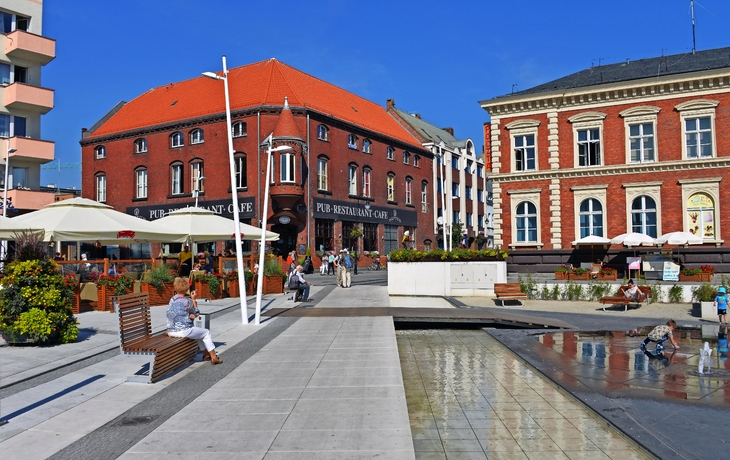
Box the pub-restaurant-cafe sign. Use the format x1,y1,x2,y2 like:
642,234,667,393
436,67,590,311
313,198,417,227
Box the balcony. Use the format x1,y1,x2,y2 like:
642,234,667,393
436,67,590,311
4,30,56,65
7,189,56,211
4,82,54,114
7,137,54,163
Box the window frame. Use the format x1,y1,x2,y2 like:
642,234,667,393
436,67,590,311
280,152,295,183
572,184,607,240
362,139,371,154
347,134,358,150
190,161,204,192
623,182,661,237
413,155,420,167
578,198,604,238
465,185,472,201
170,132,184,148
96,174,106,203
508,189,542,248
387,173,395,202
405,177,412,205
190,128,204,145
403,151,410,165
386,146,395,161
620,106,660,164
569,112,606,168
630,195,658,238
135,168,148,199
348,164,358,196
676,99,719,160
170,162,183,195
134,138,147,154
234,154,247,189
317,156,328,191
452,182,459,198
232,121,247,138
363,167,371,197
679,178,721,242
94,145,106,159
317,124,329,141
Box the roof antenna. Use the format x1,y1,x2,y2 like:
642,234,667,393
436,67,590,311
511,84,517,94
691,0,697,54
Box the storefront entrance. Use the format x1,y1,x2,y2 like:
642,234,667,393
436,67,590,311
270,224,298,257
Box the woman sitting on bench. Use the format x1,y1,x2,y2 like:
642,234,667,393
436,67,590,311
166,278,222,365
621,279,645,301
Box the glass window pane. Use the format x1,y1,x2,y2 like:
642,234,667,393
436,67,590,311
643,124,653,135
699,117,711,130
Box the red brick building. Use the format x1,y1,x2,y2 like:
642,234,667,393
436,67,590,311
80,59,433,258
480,47,730,273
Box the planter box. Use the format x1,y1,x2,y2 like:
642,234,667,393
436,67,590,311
262,274,284,294
99,285,133,312
597,272,618,281
194,281,222,299
227,280,240,298
554,272,568,280
569,273,590,281
141,282,176,305
388,261,507,296
680,273,712,282
700,301,716,320
71,288,81,314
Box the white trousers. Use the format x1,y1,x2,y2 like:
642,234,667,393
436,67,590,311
168,327,215,352
343,268,352,287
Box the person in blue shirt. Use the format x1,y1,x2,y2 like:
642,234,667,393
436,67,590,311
166,278,222,364
714,287,729,325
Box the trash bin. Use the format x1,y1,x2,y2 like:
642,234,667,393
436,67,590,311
193,313,210,330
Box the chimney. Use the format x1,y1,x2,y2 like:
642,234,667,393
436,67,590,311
386,98,395,110
442,127,454,136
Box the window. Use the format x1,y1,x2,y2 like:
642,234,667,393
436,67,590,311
363,168,371,197
11,166,25,188
384,224,398,255
515,201,538,243
190,129,204,144
14,66,28,83
405,177,412,204
631,196,657,238
348,134,358,149
170,132,183,148
629,123,654,163
437,178,442,195
465,160,473,173
234,154,247,189
478,214,484,229
403,151,410,164
421,181,428,204
363,223,377,251
171,163,183,195
465,186,472,200
477,165,484,178
687,192,715,240
387,174,395,202
452,182,459,198
134,138,147,154
466,213,473,227
317,157,328,190
362,139,371,153
386,146,395,160
452,156,459,170
514,134,536,171
342,221,355,252
96,174,106,202
685,117,712,159
453,210,460,224
579,198,603,238
413,155,420,167
317,125,329,141
348,164,358,195
16,15,29,31
135,169,147,199
676,99,718,159
280,153,295,183
577,129,601,166
190,162,204,192
315,219,334,251
95,145,106,159
13,116,26,137
478,189,484,203
232,121,247,138
0,63,9,85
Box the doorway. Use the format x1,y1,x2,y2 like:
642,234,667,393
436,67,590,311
271,224,298,257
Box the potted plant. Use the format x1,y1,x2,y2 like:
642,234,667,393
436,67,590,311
554,266,569,280
597,267,617,281
692,283,717,319
680,265,714,282
227,270,240,298
97,274,134,312
570,267,590,280
65,274,81,314
194,272,223,299
0,231,79,344
141,265,177,305
263,258,285,294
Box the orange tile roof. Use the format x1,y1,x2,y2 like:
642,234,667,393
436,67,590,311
87,59,423,148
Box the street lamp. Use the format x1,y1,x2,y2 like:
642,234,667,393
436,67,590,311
192,176,206,207
254,137,292,325
202,56,249,325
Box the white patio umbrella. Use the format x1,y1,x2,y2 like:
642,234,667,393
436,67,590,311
11,197,188,244
151,207,279,242
610,232,656,246
0,215,43,240
655,231,703,246
571,235,611,246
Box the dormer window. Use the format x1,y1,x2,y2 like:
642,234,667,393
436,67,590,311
95,145,106,159
348,134,358,149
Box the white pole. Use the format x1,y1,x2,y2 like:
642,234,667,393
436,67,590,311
439,146,447,250
220,56,248,325
3,138,9,218
255,134,273,325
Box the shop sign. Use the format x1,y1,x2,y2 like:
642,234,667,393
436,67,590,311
127,197,255,221
313,198,418,227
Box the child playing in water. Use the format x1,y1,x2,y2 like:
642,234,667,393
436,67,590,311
714,287,728,325
641,319,680,352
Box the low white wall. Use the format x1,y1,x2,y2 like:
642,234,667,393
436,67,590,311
523,281,711,303
387,261,508,296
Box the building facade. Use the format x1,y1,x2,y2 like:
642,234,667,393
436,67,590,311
387,100,492,249
480,47,730,272
80,59,433,258
0,0,56,215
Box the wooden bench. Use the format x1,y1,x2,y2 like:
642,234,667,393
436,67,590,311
114,292,199,383
599,286,652,312
494,282,526,307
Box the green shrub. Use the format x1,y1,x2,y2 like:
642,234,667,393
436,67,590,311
587,281,612,301
145,264,176,289
691,283,717,302
562,282,584,301
668,285,684,303
518,273,537,299
649,282,662,303
388,248,508,262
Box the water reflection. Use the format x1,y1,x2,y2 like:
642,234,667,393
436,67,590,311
538,326,730,404
398,329,648,459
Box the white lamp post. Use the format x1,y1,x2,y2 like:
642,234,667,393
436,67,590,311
255,136,292,325
193,175,206,207
202,56,249,325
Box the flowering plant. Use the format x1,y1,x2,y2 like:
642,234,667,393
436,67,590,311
554,266,569,273
195,272,223,296
572,267,590,275
700,265,715,275
97,274,134,296
599,267,617,275
64,274,80,290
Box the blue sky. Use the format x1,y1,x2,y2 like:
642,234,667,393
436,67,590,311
41,0,730,189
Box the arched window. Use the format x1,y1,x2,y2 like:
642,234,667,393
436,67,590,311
421,181,428,213
387,173,395,201
413,155,420,167
386,146,395,160
579,198,603,238
403,151,411,164
317,124,329,141
405,177,413,204
96,173,106,202
348,164,358,196
135,167,147,199
134,138,147,154
348,134,358,149
232,121,247,138
234,153,247,189
317,156,328,191
190,129,204,145
190,161,204,192
170,162,183,195
515,201,537,242
631,196,657,237
362,139,371,153
94,145,106,159
170,132,183,148
362,167,371,197
687,192,715,239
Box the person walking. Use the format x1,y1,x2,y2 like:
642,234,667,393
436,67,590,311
342,251,352,288
327,251,336,276
336,249,345,287
715,287,729,324
320,253,328,275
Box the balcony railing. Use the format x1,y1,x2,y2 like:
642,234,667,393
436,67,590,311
3,82,54,114
7,137,55,162
4,30,56,65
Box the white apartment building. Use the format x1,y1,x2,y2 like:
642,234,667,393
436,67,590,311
0,0,55,214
